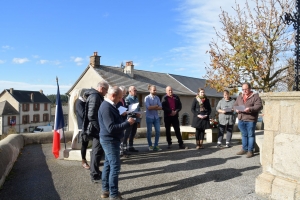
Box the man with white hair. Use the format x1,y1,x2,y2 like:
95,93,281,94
99,86,135,199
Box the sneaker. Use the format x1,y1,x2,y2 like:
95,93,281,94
91,176,101,184
225,143,231,148
149,146,154,151
101,191,109,198
153,146,162,151
167,144,172,149
236,150,247,155
246,151,254,158
128,147,139,152
110,192,125,200
217,144,222,148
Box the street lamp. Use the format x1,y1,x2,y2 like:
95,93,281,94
281,0,300,91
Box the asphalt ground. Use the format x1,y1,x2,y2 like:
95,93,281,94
0,134,266,200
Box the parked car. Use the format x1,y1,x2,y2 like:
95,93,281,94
33,126,52,133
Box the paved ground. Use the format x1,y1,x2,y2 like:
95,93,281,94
0,134,266,200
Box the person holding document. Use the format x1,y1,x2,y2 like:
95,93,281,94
216,90,236,148
123,85,141,152
191,88,211,149
234,83,263,158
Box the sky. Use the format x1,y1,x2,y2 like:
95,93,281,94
0,0,254,95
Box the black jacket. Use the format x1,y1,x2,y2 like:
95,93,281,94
82,88,104,138
161,94,182,118
75,98,85,129
191,97,211,129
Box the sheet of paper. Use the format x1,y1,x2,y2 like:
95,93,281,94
118,106,127,115
199,114,207,118
223,107,233,112
128,103,139,112
234,105,245,111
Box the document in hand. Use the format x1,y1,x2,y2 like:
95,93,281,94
234,105,245,111
128,103,139,112
199,114,207,118
223,107,233,112
118,106,127,115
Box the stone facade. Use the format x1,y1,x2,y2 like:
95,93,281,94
255,92,300,200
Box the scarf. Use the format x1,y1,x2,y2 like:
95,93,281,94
196,95,207,112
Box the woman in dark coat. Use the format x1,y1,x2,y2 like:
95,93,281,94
191,88,211,149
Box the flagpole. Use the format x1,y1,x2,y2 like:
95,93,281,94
56,77,67,150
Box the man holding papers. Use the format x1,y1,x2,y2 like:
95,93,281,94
216,90,236,148
234,83,263,158
123,86,141,152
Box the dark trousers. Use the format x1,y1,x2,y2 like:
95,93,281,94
81,140,89,160
218,124,233,144
90,137,104,179
164,116,183,146
195,128,205,140
123,122,138,148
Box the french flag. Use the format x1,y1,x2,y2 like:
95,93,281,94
52,79,65,158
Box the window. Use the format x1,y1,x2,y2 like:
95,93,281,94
22,115,30,124
33,103,40,111
22,104,29,111
138,94,143,107
43,114,49,122
210,98,215,107
44,103,48,111
7,116,16,126
33,114,40,123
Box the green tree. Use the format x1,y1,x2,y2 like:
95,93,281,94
205,0,295,93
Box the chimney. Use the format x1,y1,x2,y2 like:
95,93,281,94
90,51,101,68
40,90,43,94
10,88,14,95
124,61,134,78
30,93,34,102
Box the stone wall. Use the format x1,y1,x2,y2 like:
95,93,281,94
255,92,300,200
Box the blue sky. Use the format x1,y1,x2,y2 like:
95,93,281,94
0,0,250,95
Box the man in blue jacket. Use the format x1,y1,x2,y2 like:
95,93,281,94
99,86,135,199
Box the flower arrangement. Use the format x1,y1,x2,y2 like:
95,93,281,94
210,118,219,128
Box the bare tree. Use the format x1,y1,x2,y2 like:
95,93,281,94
205,0,295,93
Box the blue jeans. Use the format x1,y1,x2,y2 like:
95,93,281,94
146,117,160,147
238,121,256,152
100,139,121,198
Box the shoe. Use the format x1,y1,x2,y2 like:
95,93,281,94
196,146,200,149
128,147,139,152
109,192,125,200
217,144,222,148
246,151,254,158
225,143,231,148
153,146,162,151
82,160,90,169
179,144,188,149
91,176,101,184
101,191,109,198
236,150,247,155
167,144,172,149
149,146,154,151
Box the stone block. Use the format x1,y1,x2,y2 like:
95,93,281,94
205,129,218,143
261,130,274,172
295,184,300,200
64,148,92,161
273,133,300,179
255,172,274,198
263,100,280,132
271,177,297,200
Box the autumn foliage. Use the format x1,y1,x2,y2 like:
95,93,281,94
205,0,295,93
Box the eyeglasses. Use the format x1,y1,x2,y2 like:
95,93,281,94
133,90,137,92
242,88,249,91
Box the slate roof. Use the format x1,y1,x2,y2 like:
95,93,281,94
93,65,195,95
169,74,224,97
0,101,19,116
4,90,52,103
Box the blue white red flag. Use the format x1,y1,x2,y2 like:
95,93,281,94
52,79,65,158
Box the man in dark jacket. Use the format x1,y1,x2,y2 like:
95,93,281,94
82,81,109,183
99,86,135,199
161,86,186,149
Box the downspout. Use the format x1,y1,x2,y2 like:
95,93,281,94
19,103,21,133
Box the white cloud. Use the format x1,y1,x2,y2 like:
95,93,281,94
0,80,71,95
12,58,29,64
32,55,39,58
0,60,5,64
71,56,83,66
175,67,186,71
39,60,49,64
2,45,12,49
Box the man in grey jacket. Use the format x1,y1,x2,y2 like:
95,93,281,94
234,83,263,158
216,90,236,148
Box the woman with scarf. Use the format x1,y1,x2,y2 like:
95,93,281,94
191,88,211,149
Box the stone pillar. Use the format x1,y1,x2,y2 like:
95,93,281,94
255,92,300,200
